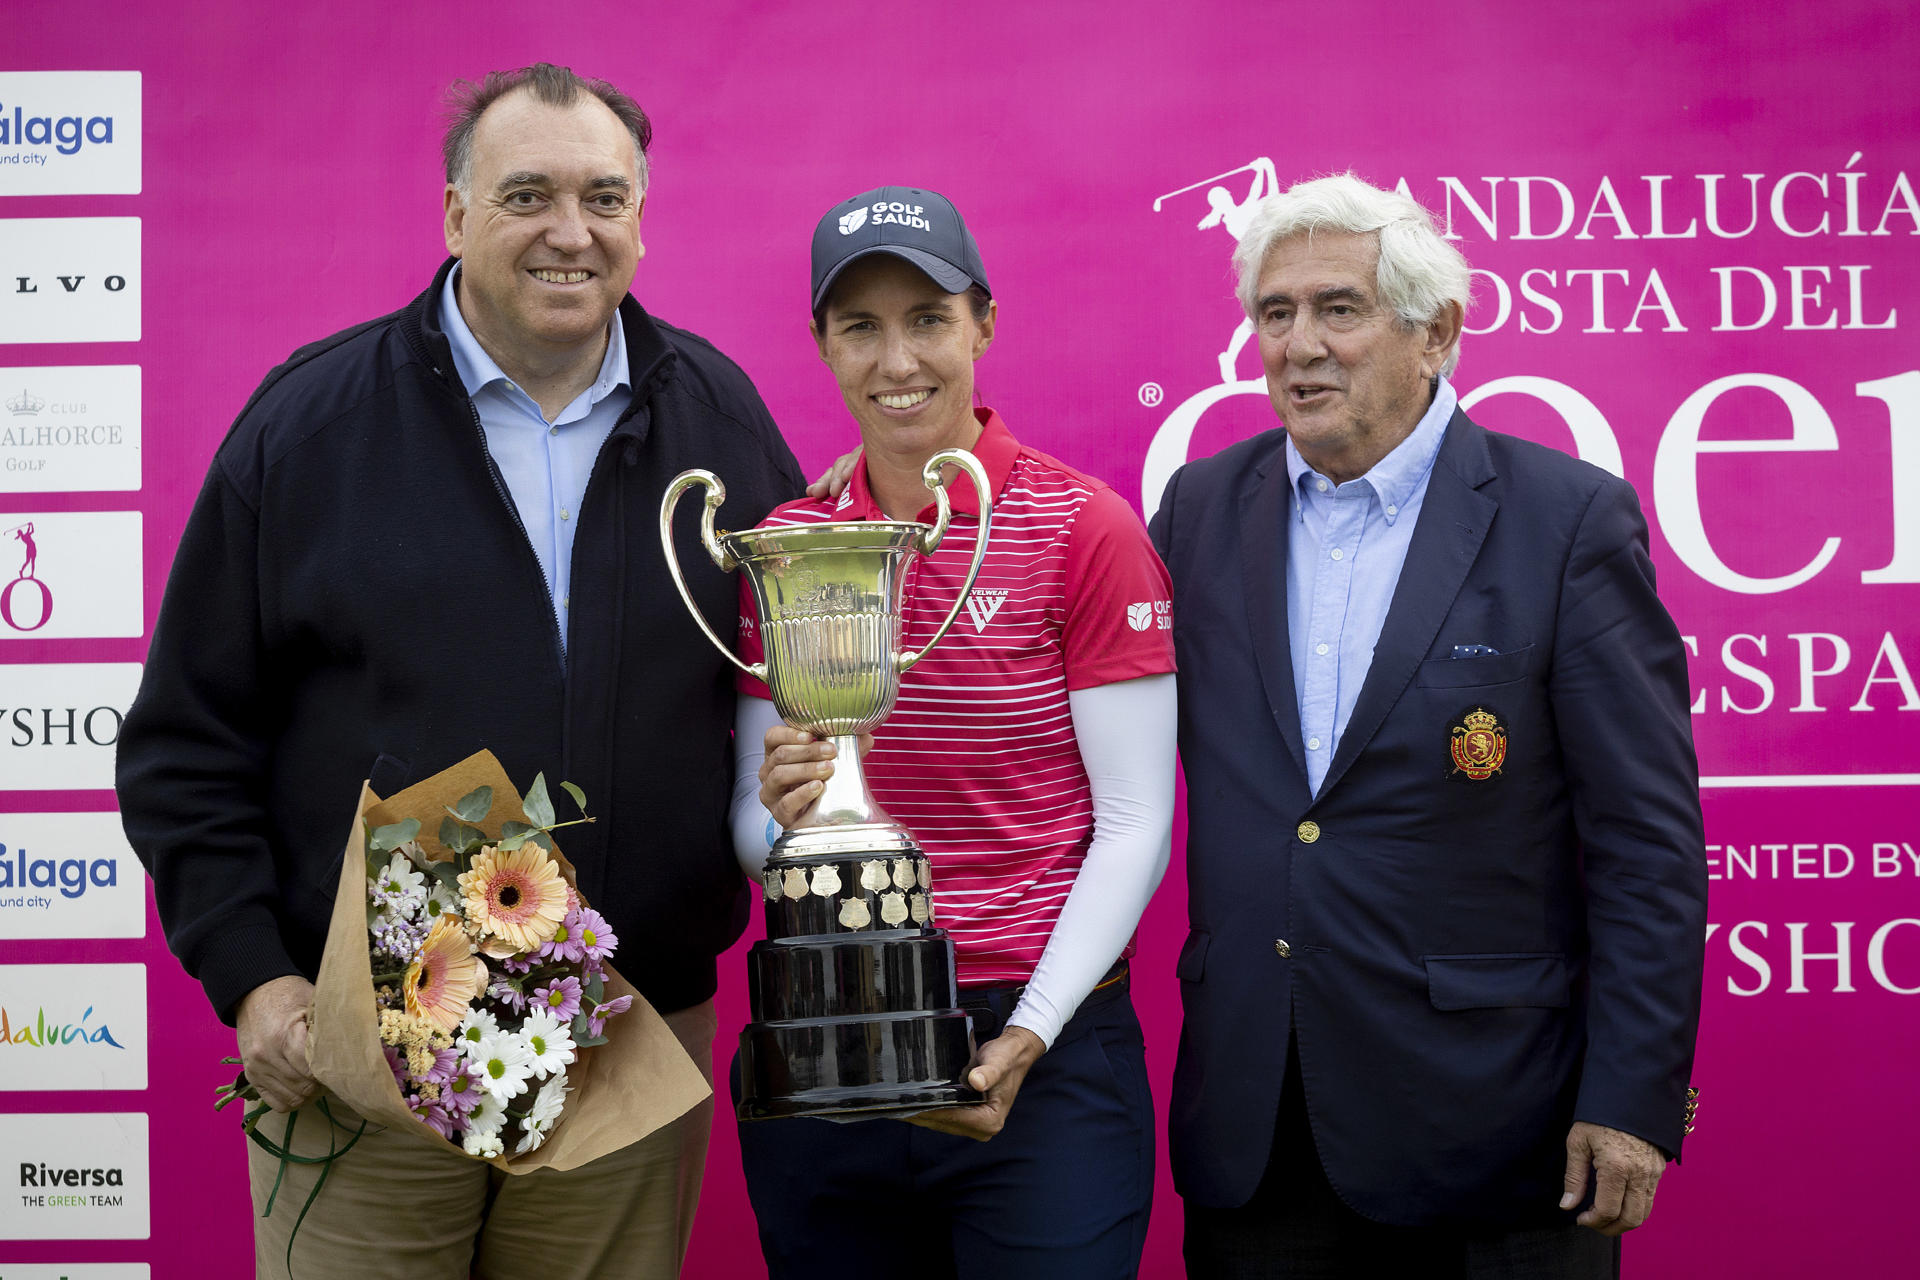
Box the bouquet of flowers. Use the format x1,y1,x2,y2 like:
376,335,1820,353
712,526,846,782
364,771,629,1157
222,751,708,1177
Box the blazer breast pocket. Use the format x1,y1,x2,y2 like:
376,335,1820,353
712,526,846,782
1424,952,1572,1010
1414,644,1535,689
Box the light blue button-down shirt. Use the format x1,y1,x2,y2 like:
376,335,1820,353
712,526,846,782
440,268,631,653
1286,375,1457,794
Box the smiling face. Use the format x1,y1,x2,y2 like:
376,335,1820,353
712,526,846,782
811,254,995,464
1253,230,1457,483
442,89,644,375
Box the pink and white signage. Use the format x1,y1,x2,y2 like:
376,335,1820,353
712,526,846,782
3,2,1913,1276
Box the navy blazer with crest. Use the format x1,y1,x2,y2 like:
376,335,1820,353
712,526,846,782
1148,407,1707,1227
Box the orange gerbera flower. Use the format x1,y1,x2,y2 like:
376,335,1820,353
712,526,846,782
404,915,485,1033
458,843,568,956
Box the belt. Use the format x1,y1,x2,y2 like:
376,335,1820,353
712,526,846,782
957,958,1130,1043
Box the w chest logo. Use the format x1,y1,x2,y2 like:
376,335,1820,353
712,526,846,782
965,587,1010,632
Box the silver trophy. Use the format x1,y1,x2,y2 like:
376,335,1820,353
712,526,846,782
660,448,992,1117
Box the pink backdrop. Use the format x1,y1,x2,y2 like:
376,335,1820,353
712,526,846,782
4,2,1916,1275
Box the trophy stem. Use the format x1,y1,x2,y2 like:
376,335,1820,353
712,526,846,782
793,733,894,830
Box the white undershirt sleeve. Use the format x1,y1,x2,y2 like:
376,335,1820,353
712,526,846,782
1004,672,1177,1049
730,695,786,878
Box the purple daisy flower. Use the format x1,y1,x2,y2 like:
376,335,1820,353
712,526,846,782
587,993,632,1038
408,1093,457,1139
533,975,582,1021
489,977,530,1014
499,952,536,976
539,909,588,965
382,1043,408,1090
424,1045,462,1087
442,1066,483,1118
576,907,618,969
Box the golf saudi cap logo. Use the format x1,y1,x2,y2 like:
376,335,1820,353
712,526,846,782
839,207,869,235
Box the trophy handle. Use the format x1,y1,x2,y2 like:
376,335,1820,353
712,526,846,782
659,469,768,683
897,447,995,673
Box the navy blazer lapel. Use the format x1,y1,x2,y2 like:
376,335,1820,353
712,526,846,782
1238,445,1309,780
1318,411,1498,798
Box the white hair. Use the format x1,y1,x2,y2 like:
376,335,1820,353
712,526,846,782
1232,172,1471,375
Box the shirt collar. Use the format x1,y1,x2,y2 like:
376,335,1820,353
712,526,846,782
838,407,1019,521
439,265,629,408
1284,374,1457,524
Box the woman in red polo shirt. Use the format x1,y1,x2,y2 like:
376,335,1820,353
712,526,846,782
727,185,1177,1280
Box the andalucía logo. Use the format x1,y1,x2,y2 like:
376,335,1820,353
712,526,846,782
0,1002,125,1049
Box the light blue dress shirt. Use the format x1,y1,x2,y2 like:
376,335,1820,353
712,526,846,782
1286,375,1458,794
440,268,631,654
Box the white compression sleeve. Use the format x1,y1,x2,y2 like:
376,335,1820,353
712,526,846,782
1004,672,1177,1049
730,695,786,878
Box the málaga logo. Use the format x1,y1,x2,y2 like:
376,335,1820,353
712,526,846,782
0,100,117,158
839,207,869,235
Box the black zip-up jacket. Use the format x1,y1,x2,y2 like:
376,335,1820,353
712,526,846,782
117,259,804,1023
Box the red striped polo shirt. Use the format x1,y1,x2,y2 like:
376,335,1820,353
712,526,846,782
737,409,1175,986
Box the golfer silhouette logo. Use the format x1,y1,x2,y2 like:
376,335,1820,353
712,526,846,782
1141,158,1282,521
2,520,53,632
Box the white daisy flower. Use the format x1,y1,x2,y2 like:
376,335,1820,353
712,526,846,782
457,1005,501,1051
375,852,428,912
519,1010,577,1079
470,1033,536,1103
465,1090,507,1136
514,1074,572,1154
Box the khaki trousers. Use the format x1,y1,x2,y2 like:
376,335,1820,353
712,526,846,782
247,999,717,1280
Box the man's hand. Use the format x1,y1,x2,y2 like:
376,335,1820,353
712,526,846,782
906,1026,1045,1141
236,974,318,1114
1560,1121,1666,1235
758,725,872,829
805,447,862,501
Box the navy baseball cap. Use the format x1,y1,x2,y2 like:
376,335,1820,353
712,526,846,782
810,185,991,312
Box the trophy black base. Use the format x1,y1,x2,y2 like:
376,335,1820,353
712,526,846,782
736,1007,982,1120
736,927,982,1121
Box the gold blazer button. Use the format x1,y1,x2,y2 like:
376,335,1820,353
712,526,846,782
1297,821,1321,843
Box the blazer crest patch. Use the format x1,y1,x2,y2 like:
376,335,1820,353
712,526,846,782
1450,706,1507,780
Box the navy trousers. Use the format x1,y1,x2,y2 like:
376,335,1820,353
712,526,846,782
734,978,1154,1280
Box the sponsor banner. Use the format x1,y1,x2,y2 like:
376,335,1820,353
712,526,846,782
0,812,145,940
0,663,141,791
0,219,141,345
0,365,141,493
0,512,142,640
0,1267,151,1280
0,72,141,197
0,964,146,1091
0,1112,149,1240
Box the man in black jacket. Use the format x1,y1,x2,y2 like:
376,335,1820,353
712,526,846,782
116,63,801,1278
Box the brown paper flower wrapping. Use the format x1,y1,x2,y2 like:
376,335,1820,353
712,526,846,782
304,749,711,1172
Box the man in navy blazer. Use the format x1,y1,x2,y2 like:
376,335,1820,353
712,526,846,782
1149,174,1706,1278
